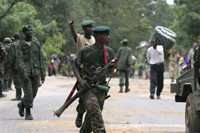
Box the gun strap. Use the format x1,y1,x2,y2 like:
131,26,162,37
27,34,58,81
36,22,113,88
104,47,108,64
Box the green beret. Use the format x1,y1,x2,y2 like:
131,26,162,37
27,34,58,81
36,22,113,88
22,25,32,33
81,20,94,27
92,26,110,34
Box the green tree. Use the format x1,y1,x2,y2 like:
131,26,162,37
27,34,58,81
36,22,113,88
42,33,66,62
173,0,200,50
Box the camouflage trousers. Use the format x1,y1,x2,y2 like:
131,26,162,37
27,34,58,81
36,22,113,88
13,71,21,89
80,87,106,133
0,71,3,94
21,76,39,108
76,97,86,114
119,70,129,87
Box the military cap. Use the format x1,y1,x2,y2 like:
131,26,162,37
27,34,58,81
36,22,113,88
81,20,94,27
22,25,33,33
92,26,110,34
4,37,11,43
120,39,128,44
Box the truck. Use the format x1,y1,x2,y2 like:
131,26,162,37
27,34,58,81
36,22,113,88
170,47,200,133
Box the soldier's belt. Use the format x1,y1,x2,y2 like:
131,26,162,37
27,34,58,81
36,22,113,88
95,84,110,92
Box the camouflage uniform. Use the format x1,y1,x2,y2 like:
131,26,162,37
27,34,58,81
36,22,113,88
0,43,6,96
76,45,114,133
3,41,12,91
17,37,46,108
8,40,22,99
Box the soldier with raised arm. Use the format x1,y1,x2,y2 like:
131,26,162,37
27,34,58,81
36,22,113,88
69,20,95,51
69,20,95,127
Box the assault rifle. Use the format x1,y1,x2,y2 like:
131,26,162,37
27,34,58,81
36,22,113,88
54,59,116,117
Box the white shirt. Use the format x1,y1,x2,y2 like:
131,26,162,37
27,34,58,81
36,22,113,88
146,45,164,65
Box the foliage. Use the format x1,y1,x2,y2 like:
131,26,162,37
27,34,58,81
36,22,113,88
0,0,176,64
42,33,66,61
172,0,200,52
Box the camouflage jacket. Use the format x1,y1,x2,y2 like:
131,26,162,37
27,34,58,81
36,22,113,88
76,45,114,81
17,37,46,78
8,40,20,71
0,44,6,72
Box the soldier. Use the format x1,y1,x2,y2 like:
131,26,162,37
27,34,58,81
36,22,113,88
116,39,132,93
8,32,22,101
168,50,177,82
73,26,116,132
17,25,46,120
0,42,7,98
69,20,95,51
69,20,95,128
146,37,164,99
188,43,197,68
3,37,12,92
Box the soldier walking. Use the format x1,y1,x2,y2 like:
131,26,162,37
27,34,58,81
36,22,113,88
3,38,12,92
69,20,95,127
73,26,116,132
8,32,22,101
0,42,7,98
17,25,46,120
116,39,132,93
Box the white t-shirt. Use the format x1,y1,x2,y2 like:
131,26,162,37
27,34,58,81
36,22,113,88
75,34,95,51
146,45,164,65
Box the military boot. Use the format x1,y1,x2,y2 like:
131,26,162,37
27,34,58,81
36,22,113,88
0,93,7,98
125,87,130,93
2,82,8,92
119,86,123,93
75,112,83,128
25,108,33,120
17,102,24,117
0,87,7,98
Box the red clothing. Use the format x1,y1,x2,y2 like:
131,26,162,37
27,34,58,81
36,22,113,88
48,63,56,76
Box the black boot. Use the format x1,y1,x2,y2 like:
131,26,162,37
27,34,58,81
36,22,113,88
17,102,24,117
0,93,7,98
0,87,7,98
11,88,21,101
75,112,83,128
25,108,33,120
8,79,13,90
125,87,130,93
119,86,123,93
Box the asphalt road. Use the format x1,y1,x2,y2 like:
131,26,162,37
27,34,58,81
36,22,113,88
0,76,185,133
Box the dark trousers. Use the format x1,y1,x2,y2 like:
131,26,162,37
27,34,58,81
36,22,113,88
119,70,129,88
13,71,22,98
150,64,164,96
21,76,39,108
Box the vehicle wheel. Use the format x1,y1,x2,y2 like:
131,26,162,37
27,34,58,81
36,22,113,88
185,93,200,133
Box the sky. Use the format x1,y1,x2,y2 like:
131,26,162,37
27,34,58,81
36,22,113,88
166,0,174,5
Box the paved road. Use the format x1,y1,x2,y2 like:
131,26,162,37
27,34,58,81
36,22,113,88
0,76,185,133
